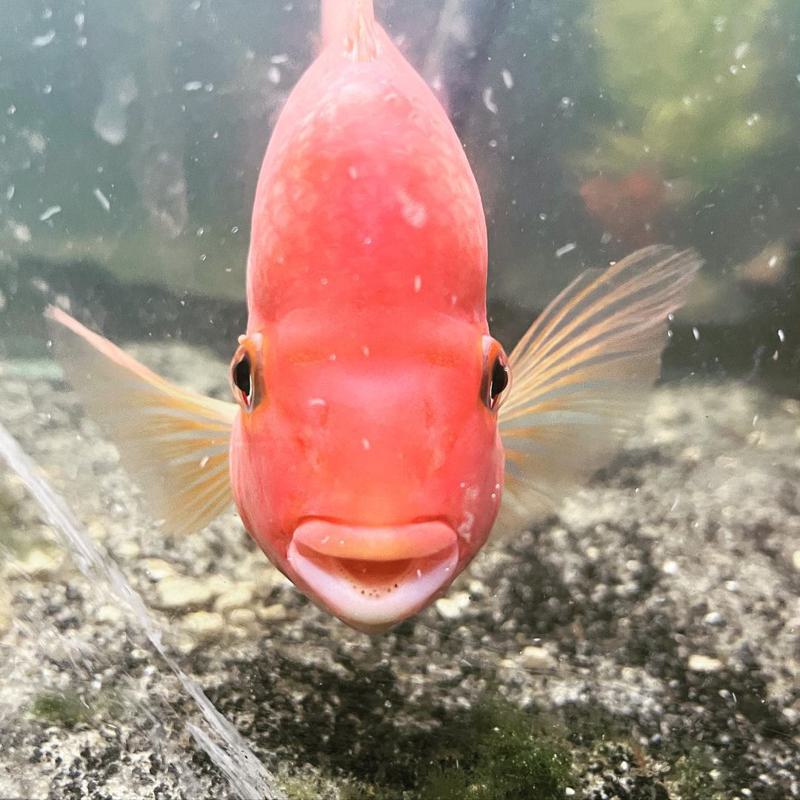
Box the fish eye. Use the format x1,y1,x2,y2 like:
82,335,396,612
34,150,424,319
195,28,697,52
230,335,263,411
233,354,252,401
481,336,510,411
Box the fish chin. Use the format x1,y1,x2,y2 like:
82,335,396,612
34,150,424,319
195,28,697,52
286,520,460,633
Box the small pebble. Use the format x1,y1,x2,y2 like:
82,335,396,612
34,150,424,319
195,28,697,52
155,576,214,610
228,608,256,627
257,603,288,622
688,654,724,673
214,582,256,615
141,558,176,582
435,592,470,620
96,604,123,624
519,645,556,672
703,611,725,626
116,540,141,559
0,584,11,636
181,611,224,640
14,547,61,578
792,550,800,572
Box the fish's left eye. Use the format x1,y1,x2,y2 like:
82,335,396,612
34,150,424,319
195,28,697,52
481,336,510,411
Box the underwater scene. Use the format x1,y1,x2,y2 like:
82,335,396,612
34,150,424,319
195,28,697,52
1,0,799,797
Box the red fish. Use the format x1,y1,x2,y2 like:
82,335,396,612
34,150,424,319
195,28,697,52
47,0,700,632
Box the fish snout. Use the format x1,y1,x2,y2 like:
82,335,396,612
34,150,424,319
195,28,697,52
286,519,459,632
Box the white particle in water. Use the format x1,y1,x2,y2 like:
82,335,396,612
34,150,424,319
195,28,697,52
555,242,576,258
32,30,55,47
270,53,288,64
6,184,14,201
11,222,31,242
734,41,750,61
267,66,281,84
745,113,760,127
692,326,700,341
183,81,203,92
39,205,61,221
501,69,513,89
482,86,498,114
778,329,786,342
93,187,110,211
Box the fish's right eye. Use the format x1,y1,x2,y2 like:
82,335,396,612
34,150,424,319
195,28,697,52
230,336,263,411
233,353,252,403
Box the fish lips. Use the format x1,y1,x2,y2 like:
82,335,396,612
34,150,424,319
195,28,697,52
286,518,459,633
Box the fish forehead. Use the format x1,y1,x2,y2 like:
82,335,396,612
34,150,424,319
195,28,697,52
247,30,487,328
269,308,485,364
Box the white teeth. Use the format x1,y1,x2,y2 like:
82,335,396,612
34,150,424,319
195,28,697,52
286,541,459,631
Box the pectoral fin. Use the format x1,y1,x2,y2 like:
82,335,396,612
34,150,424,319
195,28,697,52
498,245,701,526
46,306,237,535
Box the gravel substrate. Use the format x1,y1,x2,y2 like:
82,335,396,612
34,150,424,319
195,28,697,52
0,342,798,799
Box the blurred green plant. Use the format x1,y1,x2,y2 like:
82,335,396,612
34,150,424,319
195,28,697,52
418,699,573,800
580,0,799,184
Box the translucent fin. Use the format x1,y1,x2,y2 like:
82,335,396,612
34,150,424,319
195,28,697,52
46,306,237,535
498,245,701,528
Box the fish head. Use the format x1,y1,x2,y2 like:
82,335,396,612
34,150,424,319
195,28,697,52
228,313,509,632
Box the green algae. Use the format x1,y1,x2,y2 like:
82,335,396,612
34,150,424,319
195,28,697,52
30,691,94,728
578,0,800,185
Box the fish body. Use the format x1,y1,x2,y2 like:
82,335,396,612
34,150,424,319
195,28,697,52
48,0,700,633
233,0,502,629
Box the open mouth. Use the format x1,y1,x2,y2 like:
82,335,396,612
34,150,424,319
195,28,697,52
286,518,459,632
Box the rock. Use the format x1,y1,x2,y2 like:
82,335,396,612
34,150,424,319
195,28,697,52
228,608,256,627
256,603,288,622
14,547,61,579
253,566,292,598
96,604,123,624
435,592,471,621
180,611,224,641
154,575,214,610
213,582,256,615
792,550,800,572
205,574,236,597
519,645,557,672
0,584,11,636
688,654,724,673
140,558,176,582
703,611,725,626
115,540,141,559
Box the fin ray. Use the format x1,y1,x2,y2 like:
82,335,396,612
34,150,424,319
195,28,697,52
497,246,701,529
46,306,237,535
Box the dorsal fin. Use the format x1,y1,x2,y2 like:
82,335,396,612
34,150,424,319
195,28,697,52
322,0,378,61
